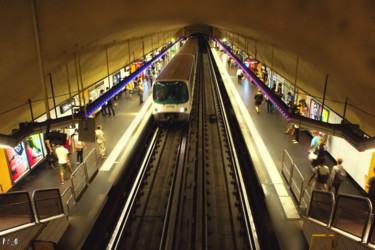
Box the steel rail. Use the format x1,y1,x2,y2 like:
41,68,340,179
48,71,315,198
207,48,261,250
159,127,188,250
107,127,160,250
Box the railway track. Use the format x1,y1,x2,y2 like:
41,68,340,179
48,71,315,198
86,38,279,250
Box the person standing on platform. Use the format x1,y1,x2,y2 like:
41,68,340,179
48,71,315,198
266,83,276,113
107,96,116,116
72,130,86,164
55,144,71,184
365,167,375,206
276,82,281,96
308,158,330,191
254,89,264,114
95,125,106,159
236,68,243,84
100,89,108,116
137,83,144,104
329,158,347,198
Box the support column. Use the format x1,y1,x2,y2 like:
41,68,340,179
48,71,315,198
30,0,50,119
293,56,299,102
105,45,111,87
48,73,58,118
74,56,82,107
128,40,131,65
320,74,329,121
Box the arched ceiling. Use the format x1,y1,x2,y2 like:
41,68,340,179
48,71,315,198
0,0,374,136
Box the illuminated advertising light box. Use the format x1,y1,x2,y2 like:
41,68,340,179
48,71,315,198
6,142,30,183
309,99,329,122
25,134,44,168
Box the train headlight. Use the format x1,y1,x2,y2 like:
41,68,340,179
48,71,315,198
155,108,162,113
179,107,187,113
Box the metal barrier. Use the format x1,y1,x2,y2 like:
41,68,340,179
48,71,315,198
32,189,64,222
70,162,88,200
301,188,311,213
331,194,372,240
0,189,64,234
84,148,99,182
308,191,334,226
281,149,308,210
307,191,375,246
290,163,305,205
281,149,294,185
60,186,75,215
0,192,35,232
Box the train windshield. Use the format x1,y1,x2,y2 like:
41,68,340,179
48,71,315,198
153,81,188,104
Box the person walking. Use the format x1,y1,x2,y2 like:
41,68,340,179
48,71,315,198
55,144,71,184
236,68,243,84
329,158,347,198
95,125,106,159
365,167,375,206
72,130,86,164
100,89,108,116
254,89,264,114
308,130,322,153
137,83,144,104
308,158,330,192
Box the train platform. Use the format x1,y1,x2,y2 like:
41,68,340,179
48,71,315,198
211,47,363,198
7,45,365,249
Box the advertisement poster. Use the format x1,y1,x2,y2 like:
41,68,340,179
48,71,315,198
6,142,30,183
310,99,329,122
25,134,44,168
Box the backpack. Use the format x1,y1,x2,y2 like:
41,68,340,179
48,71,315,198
317,168,329,184
334,166,347,183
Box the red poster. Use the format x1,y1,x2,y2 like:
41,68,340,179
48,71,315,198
6,142,30,183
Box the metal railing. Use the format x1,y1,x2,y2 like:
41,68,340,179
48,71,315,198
0,189,64,235
307,191,374,245
59,148,99,212
281,149,308,209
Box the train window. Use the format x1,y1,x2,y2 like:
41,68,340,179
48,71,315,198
153,81,189,104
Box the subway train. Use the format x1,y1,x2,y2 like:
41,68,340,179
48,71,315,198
152,37,198,121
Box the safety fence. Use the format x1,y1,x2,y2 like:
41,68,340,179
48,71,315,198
281,149,310,212
60,148,99,212
281,149,375,248
304,191,375,249
0,189,68,249
0,148,99,248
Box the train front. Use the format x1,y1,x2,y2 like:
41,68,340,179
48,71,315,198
152,80,190,122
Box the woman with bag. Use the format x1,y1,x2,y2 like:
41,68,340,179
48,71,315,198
308,158,330,191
